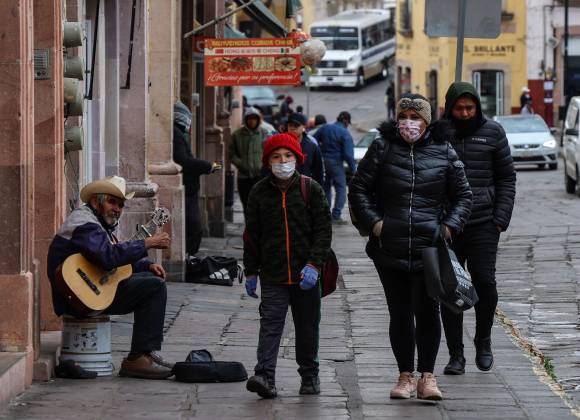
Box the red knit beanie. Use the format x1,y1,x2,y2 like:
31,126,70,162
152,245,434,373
262,133,305,167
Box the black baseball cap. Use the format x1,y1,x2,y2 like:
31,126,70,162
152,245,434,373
337,111,352,124
287,112,308,126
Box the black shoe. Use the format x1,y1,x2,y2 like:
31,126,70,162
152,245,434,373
474,337,494,371
299,376,321,395
443,354,466,375
246,375,277,399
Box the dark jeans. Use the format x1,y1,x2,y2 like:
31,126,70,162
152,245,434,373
441,221,500,354
238,177,262,215
103,272,167,354
323,159,347,219
255,284,321,382
374,264,441,373
185,189,202,256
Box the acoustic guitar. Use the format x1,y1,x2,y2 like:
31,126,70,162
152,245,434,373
55,207,170,316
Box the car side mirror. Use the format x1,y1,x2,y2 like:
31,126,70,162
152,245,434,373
565,128,579,136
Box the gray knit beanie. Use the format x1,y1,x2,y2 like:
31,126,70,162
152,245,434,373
396,97,432,125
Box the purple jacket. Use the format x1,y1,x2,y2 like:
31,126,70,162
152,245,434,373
47,205,152,315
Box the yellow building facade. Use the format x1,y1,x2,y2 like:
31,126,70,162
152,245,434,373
395,0,527,117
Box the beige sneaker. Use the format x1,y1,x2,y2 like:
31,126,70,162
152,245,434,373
417,372,443,400
389,372,416,399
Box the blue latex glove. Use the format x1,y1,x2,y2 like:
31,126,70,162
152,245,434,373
245,275,258,298
300,265,319,290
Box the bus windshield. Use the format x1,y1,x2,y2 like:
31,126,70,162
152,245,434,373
311,26,359,51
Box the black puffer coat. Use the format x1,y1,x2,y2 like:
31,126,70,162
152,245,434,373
443,82,516,229
348,121,472,272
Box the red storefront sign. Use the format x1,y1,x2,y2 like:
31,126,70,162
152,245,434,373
204,38,301,86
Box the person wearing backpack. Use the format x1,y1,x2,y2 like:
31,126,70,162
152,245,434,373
243,133,332,399
348,94,472,401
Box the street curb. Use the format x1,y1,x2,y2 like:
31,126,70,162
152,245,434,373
496,307,580,418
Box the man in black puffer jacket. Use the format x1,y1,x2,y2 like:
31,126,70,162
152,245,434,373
440,82,516,376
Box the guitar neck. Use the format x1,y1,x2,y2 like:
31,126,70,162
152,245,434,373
130,220,159,241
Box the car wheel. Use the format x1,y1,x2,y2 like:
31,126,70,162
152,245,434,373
549,162,558,170
355,69,365,91
566,164,576,194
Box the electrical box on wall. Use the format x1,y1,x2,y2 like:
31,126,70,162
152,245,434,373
34,49,51,80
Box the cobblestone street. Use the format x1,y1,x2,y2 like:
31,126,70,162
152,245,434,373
2,162,580,419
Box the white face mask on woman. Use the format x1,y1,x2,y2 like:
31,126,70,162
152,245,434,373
398,119,425,143
271,161,296,180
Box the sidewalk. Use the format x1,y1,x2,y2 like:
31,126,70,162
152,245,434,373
1,218,577,419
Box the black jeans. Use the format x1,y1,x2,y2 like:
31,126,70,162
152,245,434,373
441,221,500,354
238,177,262,215
185,189,203,256
103,272,167,353
374,264,441,373
255,284,321,383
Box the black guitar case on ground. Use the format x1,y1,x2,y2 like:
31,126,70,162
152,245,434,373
172,349,248,383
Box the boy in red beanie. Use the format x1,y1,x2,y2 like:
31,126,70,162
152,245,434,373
243,133,332,398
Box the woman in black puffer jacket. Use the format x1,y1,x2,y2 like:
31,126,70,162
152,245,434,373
348,94,472,401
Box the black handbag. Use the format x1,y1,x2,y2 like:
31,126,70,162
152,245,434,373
186,256,243,286
173,349,248,383
422,229,479,314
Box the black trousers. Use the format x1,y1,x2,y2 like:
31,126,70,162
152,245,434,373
238,177,262,215
103,272,167,353
185,190,203,256
441,221,500,354
255,284,321,382
374,264,441,373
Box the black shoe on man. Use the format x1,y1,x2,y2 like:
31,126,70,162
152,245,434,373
474,337,494,371
299,376,321,395
443,353,466,375
246,375,277,399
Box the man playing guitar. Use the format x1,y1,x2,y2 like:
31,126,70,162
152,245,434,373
47,175,173,379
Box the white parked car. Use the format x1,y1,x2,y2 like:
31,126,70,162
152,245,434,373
493,115,558,170
562,96,580,194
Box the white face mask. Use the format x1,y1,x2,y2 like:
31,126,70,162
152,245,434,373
398,119,425,143
271,161,296,180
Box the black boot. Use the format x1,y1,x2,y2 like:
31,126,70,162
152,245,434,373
246,375,278,398
474,337,494,371
299,376,321,395
443,352,466,375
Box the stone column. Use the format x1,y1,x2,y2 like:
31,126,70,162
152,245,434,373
203,0,225,237
0,0,35,380
33,0,65,332
147,0,185,280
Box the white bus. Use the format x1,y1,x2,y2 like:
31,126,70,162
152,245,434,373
308,9,395,89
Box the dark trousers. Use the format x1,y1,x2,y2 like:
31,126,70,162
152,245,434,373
185,190,203,256
255,284,321,382
374,264,441,373
441,221,500,354
103,272,167,353
238,177,262,215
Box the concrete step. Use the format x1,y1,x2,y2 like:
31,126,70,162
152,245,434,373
33,331,61,382
0,352,27,411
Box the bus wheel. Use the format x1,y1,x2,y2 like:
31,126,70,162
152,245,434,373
355,70,365,90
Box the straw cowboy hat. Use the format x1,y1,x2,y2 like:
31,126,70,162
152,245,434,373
80,175,135,203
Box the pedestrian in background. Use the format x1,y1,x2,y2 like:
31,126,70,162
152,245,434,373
286,113,325,186
348,94,472,401
385,81,396,121
440,82,516,376
173,101,221,257
520,86,532,110
520,99,534,115
228,107,270,216
279,95,294,118
308,114,327,136
243,133,332,399
314,111,356,223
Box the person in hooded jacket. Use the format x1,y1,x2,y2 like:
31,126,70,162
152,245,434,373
243,133,332,399
440,82,516,376
173,101,221,256
229,107,270,214
286,112,325,186
348,94,472,401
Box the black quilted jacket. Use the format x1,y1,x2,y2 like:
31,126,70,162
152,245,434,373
443,82,516,230
348,121,472,272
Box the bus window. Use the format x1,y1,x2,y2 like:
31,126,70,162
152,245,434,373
311,26,359,50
